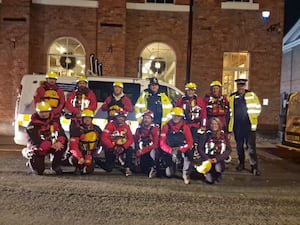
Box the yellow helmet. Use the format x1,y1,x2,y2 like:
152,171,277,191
185,82,197,90
81,109,94,117
36,101,52,112
195,160,212,174
45,71,58,80
76,76,88,83
210,81,222,87
113,82,124,88
108,105,121,117
171,107,184,117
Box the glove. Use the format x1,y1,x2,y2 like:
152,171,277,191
114,146,124,155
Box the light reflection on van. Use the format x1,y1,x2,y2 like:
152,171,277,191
14,75,183,145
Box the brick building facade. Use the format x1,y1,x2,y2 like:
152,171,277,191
0,0,284,135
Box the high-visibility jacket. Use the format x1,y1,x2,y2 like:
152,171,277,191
228,91,261,132
135,90,173,127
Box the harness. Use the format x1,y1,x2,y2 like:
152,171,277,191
181,96,200,122
108,95,125,109
136,125,154,149
72,91,90,110
206,95,227,116
204,135,226,156
166,123,185,147
44,89,60,108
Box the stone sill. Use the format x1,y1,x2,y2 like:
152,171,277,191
221,2,259,10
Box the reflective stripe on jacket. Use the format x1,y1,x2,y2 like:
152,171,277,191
228,91,261,132
135,91,173,127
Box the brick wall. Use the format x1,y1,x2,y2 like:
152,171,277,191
0,0,284,135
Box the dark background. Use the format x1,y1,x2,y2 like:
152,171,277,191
284,0,300,34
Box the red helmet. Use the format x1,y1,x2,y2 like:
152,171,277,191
142,110,154,118
114,108,128,117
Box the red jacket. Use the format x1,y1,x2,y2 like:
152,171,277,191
134,124,160,155
176,95,207,129
101,121,134,150
65,89,97,115
160,120,193,154
101,94,133,112
26,112,66,152
34,82,65,119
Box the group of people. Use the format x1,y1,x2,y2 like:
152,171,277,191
22,72,262,185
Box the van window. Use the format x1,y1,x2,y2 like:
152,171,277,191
160,85,182,106
88,81,141,105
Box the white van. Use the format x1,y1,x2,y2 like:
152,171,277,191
14,74,183,145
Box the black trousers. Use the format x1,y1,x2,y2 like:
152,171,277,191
234,129,258,169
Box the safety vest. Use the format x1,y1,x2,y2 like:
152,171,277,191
135,91,173,126
228,91,261,132
166,124,185,147
44,89,60,108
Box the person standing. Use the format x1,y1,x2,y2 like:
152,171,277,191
160,107,193,184
135,77,173,128
22,101,67,175
34,72,65,120
65,76,97,133
101,81,133,119
134,110,160,178
204,81,229,132
176,82,207,144
228,78,261,176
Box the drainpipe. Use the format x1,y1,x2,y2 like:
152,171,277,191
186,0,194,83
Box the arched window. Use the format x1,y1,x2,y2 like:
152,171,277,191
48,37,86,77
139,42,176,85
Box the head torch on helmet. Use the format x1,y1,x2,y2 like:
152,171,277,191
185,82,197,90
45,71,58,80
36,101,52,112
171,107,184,117
76,76,88,83
113,82,124,88
81,109,94,118
210,81,222,87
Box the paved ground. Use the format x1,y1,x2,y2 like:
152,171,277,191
0,135,300,225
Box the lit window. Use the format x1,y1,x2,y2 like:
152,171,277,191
139,42,176,85
222,52,250,96
48,37,86,77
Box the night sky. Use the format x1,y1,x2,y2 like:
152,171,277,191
284,0,300,34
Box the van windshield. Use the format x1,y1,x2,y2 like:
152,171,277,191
89,81,141,105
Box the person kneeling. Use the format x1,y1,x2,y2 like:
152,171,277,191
101,108,134,176
68,110,102,175
197,117,231,184
135,110,160,178
22,102,67,175
160,107,193,184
